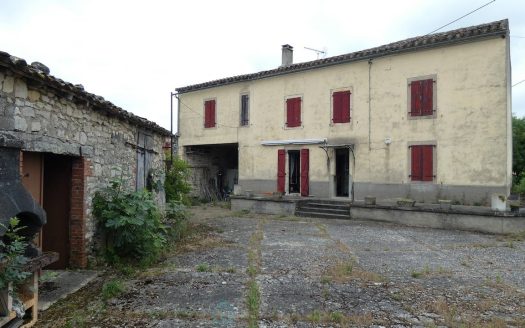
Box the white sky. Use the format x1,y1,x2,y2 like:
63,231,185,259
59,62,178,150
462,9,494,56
1,0,524,132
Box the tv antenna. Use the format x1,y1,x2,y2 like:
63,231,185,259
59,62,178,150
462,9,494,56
304,46,327,59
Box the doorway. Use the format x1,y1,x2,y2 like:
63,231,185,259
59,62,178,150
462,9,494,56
22,152,73,269
335,148,349,197
288,150,300,194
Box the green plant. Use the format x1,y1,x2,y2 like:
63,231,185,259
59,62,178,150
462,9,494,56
330,311,344,323
196,263,211,272
164,156,191,205
0,217,31,291
164,201,189,241
307,310,321,323
246,280,260,327
92,179,166,265
39,270,59,284
102,279,125,300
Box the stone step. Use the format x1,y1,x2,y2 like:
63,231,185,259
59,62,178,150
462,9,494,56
295,210,350,220
298,202,350,210
297,205,349,214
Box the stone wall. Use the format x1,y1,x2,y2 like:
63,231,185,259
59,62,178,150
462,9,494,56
0,68,167,265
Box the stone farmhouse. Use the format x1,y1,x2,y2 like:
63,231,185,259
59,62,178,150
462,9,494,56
0,51,171,269
176,19,512,205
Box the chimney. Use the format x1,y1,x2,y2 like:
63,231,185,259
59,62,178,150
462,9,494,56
281,44,293,67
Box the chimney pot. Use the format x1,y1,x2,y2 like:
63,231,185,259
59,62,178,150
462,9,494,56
281,44,293,67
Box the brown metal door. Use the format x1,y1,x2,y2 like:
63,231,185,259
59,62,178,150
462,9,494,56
42,154,72,269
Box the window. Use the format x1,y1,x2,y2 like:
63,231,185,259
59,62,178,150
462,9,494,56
409,78,434,117
410,145,434,181
332,90,351,123
240,94,249,126
286,97,301,127
204,99,216,128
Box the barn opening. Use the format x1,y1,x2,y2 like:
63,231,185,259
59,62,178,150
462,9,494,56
184,143,238,200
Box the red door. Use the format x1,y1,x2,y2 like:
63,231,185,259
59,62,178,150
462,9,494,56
277,149,285,193
300,149,309,196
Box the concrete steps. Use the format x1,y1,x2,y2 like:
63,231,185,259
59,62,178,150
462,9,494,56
295,200,351,219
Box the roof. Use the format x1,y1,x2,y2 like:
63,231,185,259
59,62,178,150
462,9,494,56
0,51,171,136
176,19,508,94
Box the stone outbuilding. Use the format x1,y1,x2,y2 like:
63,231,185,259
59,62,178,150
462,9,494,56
0,50,171,269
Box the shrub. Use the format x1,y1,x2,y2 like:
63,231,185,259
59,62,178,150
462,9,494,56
164,201,189,241
512,174,525,194
93,179,166,265
164,157,191,205
0,217,31,291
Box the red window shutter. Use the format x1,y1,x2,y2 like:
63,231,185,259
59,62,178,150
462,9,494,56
295,98,301,125
204,100,216,128
286,97,301,127
333,91,351,123
300,149,309,196
422,145,434,181
421,79,433,115
410,81,421,116
411,146,422,181
277,149,286,192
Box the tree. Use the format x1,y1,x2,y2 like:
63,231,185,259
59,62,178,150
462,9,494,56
513,115,525,181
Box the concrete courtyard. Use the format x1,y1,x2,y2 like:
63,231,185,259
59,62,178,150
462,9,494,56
36,205,525,327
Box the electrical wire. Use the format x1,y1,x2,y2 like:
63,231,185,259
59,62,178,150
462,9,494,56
513,79,525,87
423,0,496,36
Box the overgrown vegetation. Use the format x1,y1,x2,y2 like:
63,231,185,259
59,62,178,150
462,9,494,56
164,156,191,205
513,115,525,193
93,179,166,266
0,217,31,291
101,279,126,301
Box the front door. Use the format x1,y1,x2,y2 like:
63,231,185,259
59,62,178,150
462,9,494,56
42,154,72,269
335,148,349,197
288,150,300,194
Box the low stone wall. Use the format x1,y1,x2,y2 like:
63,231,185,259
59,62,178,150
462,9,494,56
350,205,525,235
232,197,525,235
231,196,296,215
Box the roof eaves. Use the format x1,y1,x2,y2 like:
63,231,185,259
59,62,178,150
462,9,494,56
176,19,508,94
0,51,172,136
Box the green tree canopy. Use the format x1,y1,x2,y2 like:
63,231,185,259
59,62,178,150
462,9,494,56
513,115,525,181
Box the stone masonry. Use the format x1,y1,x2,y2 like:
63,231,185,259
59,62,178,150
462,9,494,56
0,51,171,267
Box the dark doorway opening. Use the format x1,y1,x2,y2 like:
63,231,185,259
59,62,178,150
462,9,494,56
42,154,72,269
288,150,300,194
184,143,238,200
335,148,349,197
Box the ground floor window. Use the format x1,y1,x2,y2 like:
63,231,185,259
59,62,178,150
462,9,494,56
410,145,434,181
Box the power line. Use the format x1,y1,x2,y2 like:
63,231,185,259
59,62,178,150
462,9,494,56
424,0,496,36
511,35,525,38
513,79,525,87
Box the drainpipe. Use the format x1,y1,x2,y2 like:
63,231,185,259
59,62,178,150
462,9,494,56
368,59,373,151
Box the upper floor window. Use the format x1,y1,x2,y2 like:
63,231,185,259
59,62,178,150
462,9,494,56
240,94,249,126
204,99,216,128
409,77,435,117
332,90,351,123
286,97,301,128
410,144,435,181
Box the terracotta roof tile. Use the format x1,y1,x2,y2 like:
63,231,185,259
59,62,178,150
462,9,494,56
0,52,171,136
176,19,508,94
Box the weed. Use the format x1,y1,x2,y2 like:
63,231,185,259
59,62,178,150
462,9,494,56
196,263,211,272
330,311,344,323
246,265,257,277
246,280,260,327
101,279,125,301
306,309,321,323
225,267,236,273
495,274,503,284
321,275,331,284
322,286,330,300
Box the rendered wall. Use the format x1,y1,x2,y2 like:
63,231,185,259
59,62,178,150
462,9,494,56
178,36,511,203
